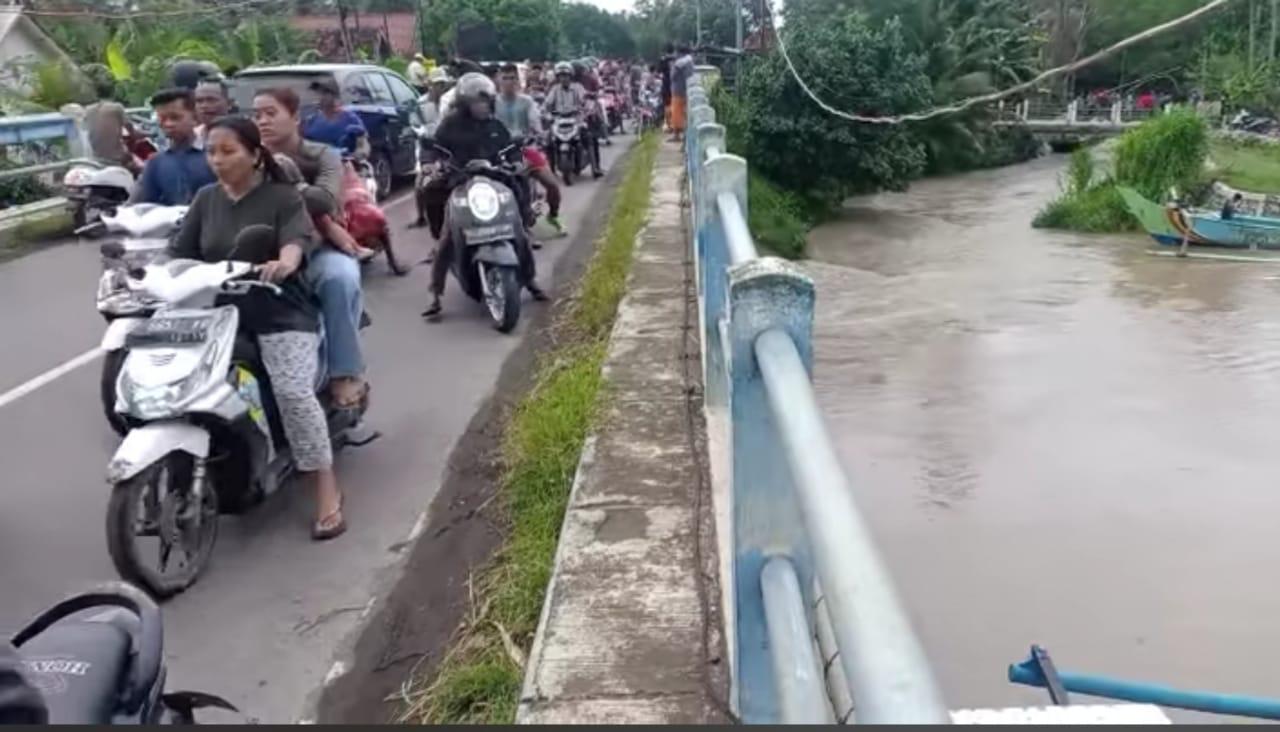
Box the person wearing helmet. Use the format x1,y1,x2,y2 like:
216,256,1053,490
408,53,430,93
546,62,603,178
422,72,546,319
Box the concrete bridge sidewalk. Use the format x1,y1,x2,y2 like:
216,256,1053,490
515,141,730,724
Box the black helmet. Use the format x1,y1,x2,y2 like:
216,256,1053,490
169,59,223,90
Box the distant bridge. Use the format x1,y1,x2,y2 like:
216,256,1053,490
993,98,1155,143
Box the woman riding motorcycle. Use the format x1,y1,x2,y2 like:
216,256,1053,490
422,73,545,320
170,116,348,540
252,87,370,411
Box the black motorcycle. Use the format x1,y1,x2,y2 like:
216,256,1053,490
8,583,237,724
431,142,537,333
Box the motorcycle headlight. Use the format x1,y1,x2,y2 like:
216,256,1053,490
119,342,221,420
466,182,501,223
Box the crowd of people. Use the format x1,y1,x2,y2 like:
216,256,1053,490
62,45,700,543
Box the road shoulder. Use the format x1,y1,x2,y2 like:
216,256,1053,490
314,141,640,723
515,141,729,723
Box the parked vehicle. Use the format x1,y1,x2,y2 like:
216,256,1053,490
9,582,237,723
100,228,374,597
63,163,134,232
91,204,185,436
433,142,534,332
230,64,426,199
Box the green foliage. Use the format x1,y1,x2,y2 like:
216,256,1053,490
1037,111,1210,232
1033,181,1137,232
1067,147,1094,194
561,3,635,58
1114,108,1208,200
383,56,409,75
1210,137,1280,194
748,171,813,259
0,162,55,211
418,0,562,60
733,13,932,205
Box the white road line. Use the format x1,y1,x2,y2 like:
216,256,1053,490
0,190,418,413
0,347,102,410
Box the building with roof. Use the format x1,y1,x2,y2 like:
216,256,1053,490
0,3,87,95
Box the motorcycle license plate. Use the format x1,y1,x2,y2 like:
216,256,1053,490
126,316,211,346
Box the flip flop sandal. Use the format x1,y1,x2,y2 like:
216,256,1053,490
312,495,347,541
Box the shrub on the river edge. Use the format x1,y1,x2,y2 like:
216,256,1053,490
1035,110,1209,233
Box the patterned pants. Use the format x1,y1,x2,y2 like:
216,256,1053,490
259,331,332,472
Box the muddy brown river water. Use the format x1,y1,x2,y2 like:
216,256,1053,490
806,155,1280,718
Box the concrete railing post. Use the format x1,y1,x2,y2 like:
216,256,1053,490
1067,99,1078,124
1112,100,1123,125
699,153,747,412
725,257,816,722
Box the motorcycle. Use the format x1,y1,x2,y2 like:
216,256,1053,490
91,204,186,436
9,582,237,723
432,141,534,333
100,227,375,598
601,86,624,136
63,163,134,233
548,113,591,186
337,127,410,276
638,88,663,133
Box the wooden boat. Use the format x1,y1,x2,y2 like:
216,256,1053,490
1119,186,1280,250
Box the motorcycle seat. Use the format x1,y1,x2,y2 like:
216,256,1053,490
17,619,132,724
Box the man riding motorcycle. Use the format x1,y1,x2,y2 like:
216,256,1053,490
544,62,603,178
495,62,564,236
422,73,547,320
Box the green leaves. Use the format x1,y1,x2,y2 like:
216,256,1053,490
105,37,133,81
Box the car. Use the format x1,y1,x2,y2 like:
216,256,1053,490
230,64,424,200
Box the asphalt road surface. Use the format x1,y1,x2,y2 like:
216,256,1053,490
0,137,634,722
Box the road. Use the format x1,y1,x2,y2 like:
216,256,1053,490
0,137,634,722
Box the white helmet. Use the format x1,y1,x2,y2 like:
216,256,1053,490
554,61,573,77
455,72,496,105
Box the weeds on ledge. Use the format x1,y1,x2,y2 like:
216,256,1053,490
396,134,660,724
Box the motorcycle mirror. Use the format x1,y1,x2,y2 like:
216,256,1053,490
99,241,126,259
231,224,277,262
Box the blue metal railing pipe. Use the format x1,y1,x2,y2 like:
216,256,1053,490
754,327,950,723
761,556,834,723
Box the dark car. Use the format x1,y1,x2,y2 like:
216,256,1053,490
230,64,423,199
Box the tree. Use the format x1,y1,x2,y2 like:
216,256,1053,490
732,12,933,201
418,0,561,59
561,3,635,58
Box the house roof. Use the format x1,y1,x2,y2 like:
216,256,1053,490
0,8,85,73
289,11,418,56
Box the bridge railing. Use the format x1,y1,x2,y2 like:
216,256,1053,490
683,68,949,724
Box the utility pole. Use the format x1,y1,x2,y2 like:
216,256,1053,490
696,0,702,48
1271,0,1278,62
735,0,743,81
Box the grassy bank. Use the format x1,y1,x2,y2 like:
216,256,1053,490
1035,109,1208,233
397,133,659,724
1210,138,1280,194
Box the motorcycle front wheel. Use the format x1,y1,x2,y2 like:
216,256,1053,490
100,349,129,436
559,149,575,186
106,452,218,599
481,262,521,333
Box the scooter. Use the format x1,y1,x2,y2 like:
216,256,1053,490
434,142,535,333
63,163,134,233
92,204,187,436
337,127,410,276
9,582,238,723
602,86,624,136
100,227,375,598
549,113,588,186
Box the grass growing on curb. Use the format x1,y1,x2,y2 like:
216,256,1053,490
399,134,660,724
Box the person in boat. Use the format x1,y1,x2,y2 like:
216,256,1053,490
1222,192,1244,220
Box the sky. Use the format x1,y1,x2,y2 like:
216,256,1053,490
576,0,636,14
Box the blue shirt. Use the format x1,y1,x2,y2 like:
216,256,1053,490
302,109,366,151
133,139,216,207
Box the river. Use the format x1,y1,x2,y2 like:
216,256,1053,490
806,155,1280,719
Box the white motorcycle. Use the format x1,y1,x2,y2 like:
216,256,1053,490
63,162,135,233
101,226,374,598
94,205,186,436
